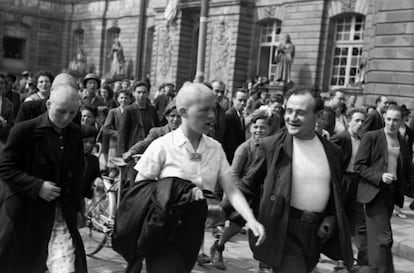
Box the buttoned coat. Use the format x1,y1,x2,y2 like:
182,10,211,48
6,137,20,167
0,113,86,273
117,103,159,155
354,129,414,207
223,106,246,163
238,130,353,270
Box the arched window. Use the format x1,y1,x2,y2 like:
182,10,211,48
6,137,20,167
330,14,365,87
257,20,282,80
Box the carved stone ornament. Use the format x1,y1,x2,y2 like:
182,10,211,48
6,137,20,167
158,25,175,77
341,0,356,12
211,19,231,81
264,6,276,18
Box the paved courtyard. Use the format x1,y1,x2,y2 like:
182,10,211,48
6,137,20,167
85,199,414,273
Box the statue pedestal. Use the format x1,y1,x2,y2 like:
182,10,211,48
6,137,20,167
266,81,294,97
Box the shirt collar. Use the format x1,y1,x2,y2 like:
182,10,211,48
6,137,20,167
172,126,213,150
38,112,65,134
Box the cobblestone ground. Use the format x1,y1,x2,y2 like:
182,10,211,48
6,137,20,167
84,228,414,273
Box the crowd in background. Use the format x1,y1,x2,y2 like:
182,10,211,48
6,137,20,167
1,69,414,273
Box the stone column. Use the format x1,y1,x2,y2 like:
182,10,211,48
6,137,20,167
194,0,209,83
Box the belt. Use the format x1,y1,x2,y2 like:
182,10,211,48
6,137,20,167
290,206,325,224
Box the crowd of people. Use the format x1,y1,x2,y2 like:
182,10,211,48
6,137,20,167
0,69,413,273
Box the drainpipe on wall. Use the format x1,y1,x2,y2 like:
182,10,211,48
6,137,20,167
194,0,209,83
135,0,147,80
99,0,109,76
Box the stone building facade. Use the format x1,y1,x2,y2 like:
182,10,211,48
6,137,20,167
0,0,413,106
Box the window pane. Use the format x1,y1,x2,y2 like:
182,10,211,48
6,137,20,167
350,67,357,76
3,36,26,59
258,46,271,76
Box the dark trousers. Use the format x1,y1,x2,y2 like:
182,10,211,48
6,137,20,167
365,184,395,273
271,208,322,273
343,172,368,265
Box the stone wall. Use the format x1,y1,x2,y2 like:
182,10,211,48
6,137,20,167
364,0,414,107
0,0,71,74
1,0,414,107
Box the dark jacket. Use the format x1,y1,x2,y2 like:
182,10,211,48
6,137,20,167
82,153,100,199
207,101,226,144
354,129,414,207
127,124,172,155
360,110,383,135
0,113,86,273
238,130,353,270
0,96,14,143
15,99,47,123
117,103,159,155
112,177,205,263
400,124,414,160
330,130,353,169
4,90,20,118
223,107,246,163
153,94,173,122
102,107,122,149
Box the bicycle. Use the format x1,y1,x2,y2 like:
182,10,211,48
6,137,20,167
80,155,140,256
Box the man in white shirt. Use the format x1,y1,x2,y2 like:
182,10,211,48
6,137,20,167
237,86,353,272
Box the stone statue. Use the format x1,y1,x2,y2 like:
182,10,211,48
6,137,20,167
275,34,295,83
108,37,125,77
68,47,87,75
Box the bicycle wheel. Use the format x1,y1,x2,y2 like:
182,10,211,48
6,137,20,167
80,178,117,256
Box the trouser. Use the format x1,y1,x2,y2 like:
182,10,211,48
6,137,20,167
343,172,368,265
365,184,395,273
271,207,323,273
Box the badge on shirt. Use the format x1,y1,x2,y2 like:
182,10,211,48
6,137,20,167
189,153,202,161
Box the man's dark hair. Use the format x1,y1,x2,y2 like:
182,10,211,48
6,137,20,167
386,104,403,116
118,90,133,100
346,108,367,120
286,85,324,113
80,105,98,118
375,95,386,105
132,81,149,92
232,88,247,98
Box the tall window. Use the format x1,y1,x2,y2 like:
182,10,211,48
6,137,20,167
73,29,84,50
330,14,365,87
257,20,282,80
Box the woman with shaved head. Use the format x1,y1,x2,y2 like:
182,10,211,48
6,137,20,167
130,83,265,273
0,84,86,273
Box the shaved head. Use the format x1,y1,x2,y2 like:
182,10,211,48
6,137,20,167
176,83,216,135
47,85,80,128
51,73,77,90
176,83,215,111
